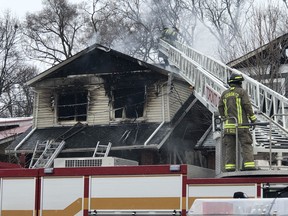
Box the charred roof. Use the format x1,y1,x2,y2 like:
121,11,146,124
27,44,169,87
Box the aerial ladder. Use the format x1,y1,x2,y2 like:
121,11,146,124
159,39,288,175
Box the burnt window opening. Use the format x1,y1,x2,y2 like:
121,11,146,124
57,91,88,121
113,87,145,119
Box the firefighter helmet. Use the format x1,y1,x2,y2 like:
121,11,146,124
228,73,244,84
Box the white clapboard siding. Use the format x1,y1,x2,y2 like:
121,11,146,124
87,87,110,125
145,85,166,122
35,90,55,128
32,92,39,127
163,84,170,121
169,81,192,119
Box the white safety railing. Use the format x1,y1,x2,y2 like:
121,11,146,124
159,40,226,114
159,39,288,130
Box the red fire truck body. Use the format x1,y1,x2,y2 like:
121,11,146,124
0,164,287,216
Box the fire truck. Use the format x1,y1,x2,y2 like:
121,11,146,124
1,163,288,216
2,39,288,216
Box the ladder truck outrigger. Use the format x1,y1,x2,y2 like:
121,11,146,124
158,38,288,177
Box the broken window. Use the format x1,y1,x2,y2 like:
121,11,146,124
57,91,88,121
113,87,145,119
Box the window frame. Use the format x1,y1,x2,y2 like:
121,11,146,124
111,86,146,121
56,90,88,123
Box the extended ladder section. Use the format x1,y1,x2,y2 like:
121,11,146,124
29,122,87,168
159,39,288,170
93,141,112,157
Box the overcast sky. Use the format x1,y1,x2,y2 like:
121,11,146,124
0,0,219,59
0,0,43,19
0,0,80,20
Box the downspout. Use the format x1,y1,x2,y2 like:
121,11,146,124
34,90,39,128
14,90,38,152
14,127,37,152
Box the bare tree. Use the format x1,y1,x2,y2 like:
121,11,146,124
283,0,288,9
152,0,182,27
13,66,38,117
84,0,186,62
112,0,162,61
178,0,199,46
228,2,288,95
0,12,23,117
0,12,20,97
84,0,125,46
23,0,90,65
181,0,254,62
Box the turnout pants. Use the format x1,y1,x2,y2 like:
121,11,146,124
223,128,255,170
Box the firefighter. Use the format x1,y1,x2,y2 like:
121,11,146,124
161,26,178,46
158,26,179,66
218,73,257,172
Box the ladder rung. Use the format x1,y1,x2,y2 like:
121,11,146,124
95,152,106,156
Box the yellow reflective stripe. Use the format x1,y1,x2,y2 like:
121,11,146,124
223,99,227,117
225,124,236,128
223,98,229,126
238,126,249,128
244,162,255,168
224,125,249,129
250,115,257,121
225,124,249,129
236,98,242,124
225,164,236,169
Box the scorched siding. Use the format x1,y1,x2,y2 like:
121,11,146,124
32,92,38,127
145,85,165,122
87,86,110,125
169,81,192,119
35,89,55,128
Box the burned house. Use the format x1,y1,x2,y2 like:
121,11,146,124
6,44,211,168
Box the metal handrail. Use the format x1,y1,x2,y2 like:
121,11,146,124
268,114,288,169
159,38,288,171
159,39,288,129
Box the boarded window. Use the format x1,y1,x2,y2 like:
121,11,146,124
57,91,88,121
113,87,145,119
